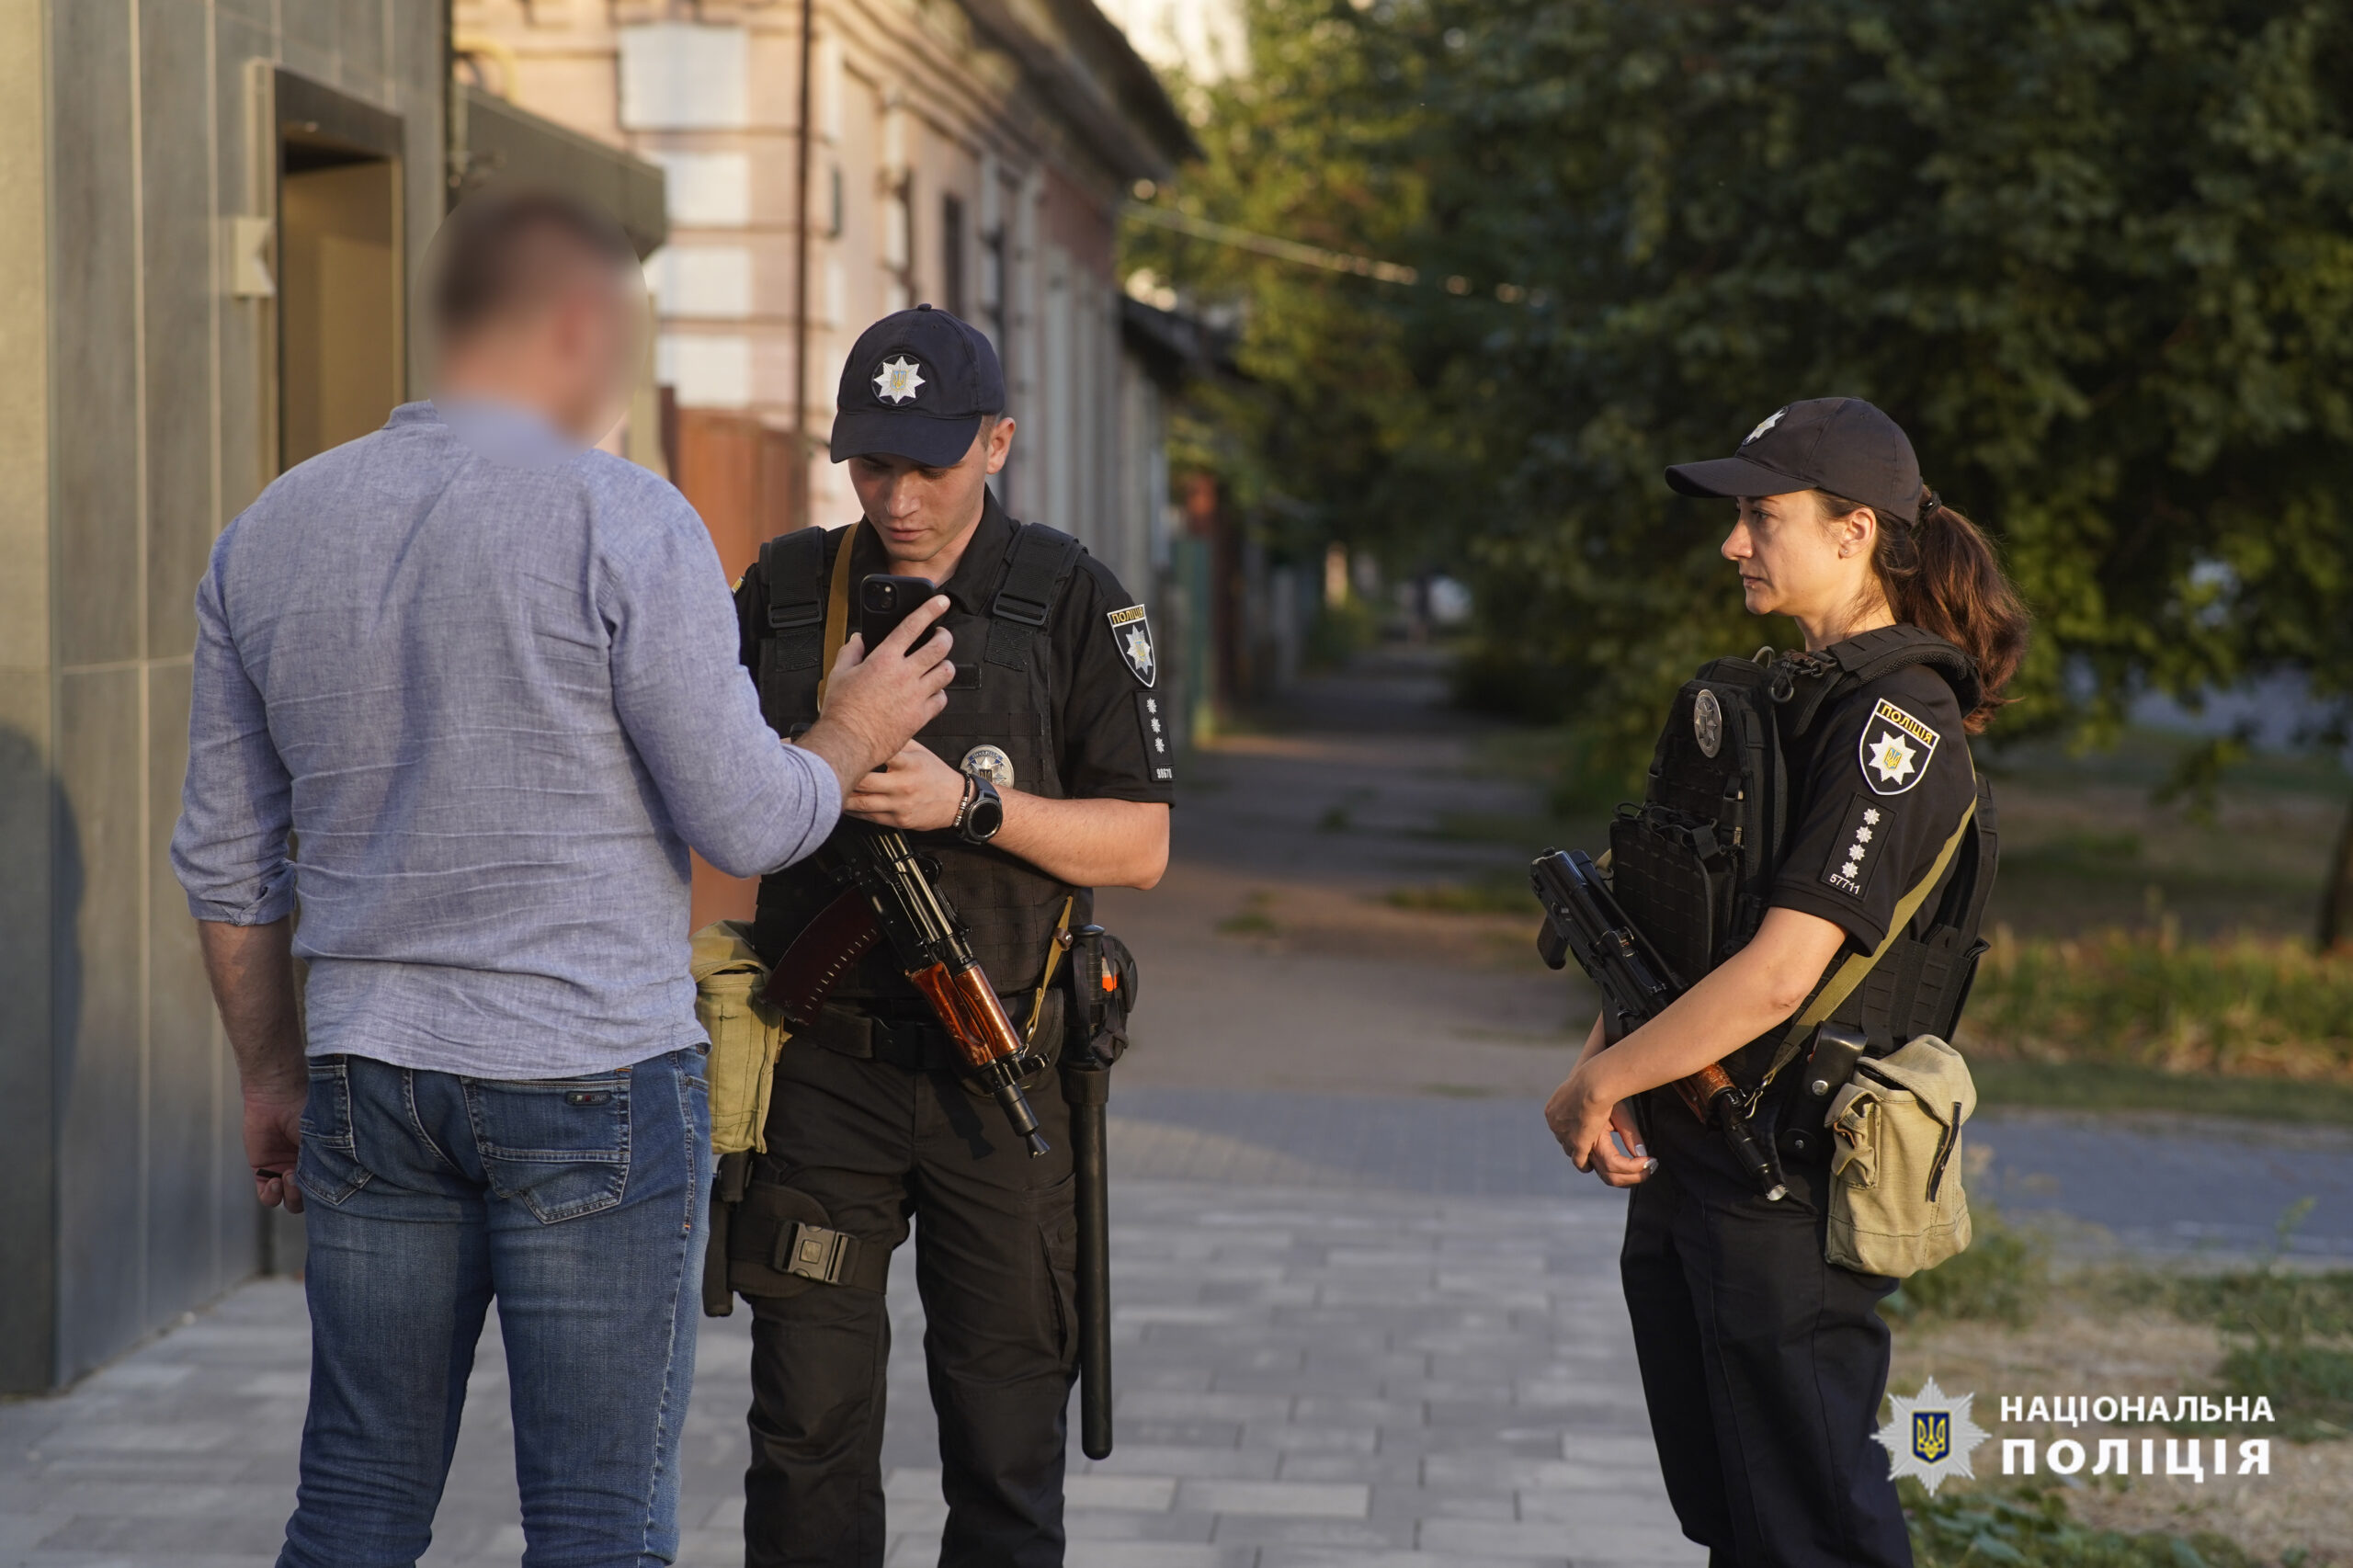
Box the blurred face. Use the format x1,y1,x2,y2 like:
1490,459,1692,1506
434,260,644,445
847,415,1017,572
1721,491,1881,631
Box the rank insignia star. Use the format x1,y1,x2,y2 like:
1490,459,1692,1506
873,356,926,403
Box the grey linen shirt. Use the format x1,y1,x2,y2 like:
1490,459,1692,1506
171,401,840,1078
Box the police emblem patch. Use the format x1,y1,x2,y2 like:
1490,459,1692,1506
873,356,926,404
1859,697,1939,796
1693,688,1723,759
1874,1377,1989,1495
1108,604,1155,687
961,744,1016,790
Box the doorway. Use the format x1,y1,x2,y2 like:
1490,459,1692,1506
273,72,405,472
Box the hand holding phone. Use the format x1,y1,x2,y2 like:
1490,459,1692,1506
858,574,939,652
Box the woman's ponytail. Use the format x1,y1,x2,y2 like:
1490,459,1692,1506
1871,487,2029,733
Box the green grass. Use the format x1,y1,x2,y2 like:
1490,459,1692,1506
1968,927,2353,1081
1904,1483,2263,1567
1216,892,1279,937
1382,870,1539,916
1968,1059,2353,1125
1883,1213,2051,1328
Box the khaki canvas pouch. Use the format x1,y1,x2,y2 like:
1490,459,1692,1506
692,921,790,1157
1823,1035,1976,1278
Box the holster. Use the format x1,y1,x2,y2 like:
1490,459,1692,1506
723,1176,892,1301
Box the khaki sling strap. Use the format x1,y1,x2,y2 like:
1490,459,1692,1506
812,523,862,710
1777,764,1981,1061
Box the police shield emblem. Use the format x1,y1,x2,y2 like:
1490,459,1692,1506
1108,605,1155,687
1875,1378,1988,1495
1693,688,1724,759
961,744,1015,790
1858,697,1940,797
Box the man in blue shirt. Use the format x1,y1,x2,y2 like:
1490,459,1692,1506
170,189,951,1568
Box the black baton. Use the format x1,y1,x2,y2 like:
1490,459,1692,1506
1061,1063,1114,1460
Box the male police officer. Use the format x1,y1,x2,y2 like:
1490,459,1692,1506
728,305,1172,1567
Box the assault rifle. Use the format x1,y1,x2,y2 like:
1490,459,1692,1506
1531,848,1788,1201
767,824,1050,1156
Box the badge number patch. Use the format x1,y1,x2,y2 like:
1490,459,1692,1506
1859,697,1939,796
1108,604,1155,687
1135,692,1173,782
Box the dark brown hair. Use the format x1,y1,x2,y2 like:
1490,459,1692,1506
1820,487,2030,733
427,186,638,340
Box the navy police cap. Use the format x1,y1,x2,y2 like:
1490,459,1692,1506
830,303,1006,469
1665,397,1926,524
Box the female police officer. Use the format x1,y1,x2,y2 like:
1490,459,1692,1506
1543,397,2029,1566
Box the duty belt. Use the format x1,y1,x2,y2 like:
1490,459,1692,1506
810,1001,1055,1075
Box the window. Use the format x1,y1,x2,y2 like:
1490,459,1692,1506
940,194,967,317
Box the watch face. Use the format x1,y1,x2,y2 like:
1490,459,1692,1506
968,793,1006,839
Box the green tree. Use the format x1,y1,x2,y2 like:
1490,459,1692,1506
1141,0,2353,943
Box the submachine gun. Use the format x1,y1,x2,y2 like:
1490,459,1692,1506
1531,848,1789,1201
768,824,1049,1156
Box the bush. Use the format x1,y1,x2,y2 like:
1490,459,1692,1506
1883,1212,2050,1328
1967,926,2353,1080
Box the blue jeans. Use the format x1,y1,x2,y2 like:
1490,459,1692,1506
282,1048,710,1568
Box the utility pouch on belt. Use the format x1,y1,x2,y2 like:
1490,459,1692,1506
691,921,791,1157
1822,1035,1976,1278
1063,925,1140,1071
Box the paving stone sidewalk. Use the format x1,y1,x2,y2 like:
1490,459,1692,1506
0,1169,1692,1568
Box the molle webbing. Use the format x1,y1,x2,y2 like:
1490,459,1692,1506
986,524,1082,669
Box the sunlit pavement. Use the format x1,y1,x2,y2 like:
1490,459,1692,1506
0,1147,1697,1568
6,1088,2350,1565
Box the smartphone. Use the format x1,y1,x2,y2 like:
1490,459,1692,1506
857,574,938,651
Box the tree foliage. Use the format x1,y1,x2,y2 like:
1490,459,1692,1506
1141,0,2353,778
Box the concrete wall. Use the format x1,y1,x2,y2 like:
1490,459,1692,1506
0,0,448,1392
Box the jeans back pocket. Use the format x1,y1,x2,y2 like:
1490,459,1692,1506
466,1074,632,1224
296,1056,372,1208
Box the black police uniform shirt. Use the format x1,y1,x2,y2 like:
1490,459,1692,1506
731,493,1174,994
1768,660,1973,953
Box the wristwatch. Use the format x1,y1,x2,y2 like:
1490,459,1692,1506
955,770,1005,844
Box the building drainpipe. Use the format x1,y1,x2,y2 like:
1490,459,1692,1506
791,0,815,529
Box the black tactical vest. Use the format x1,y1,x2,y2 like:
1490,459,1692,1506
1610,625,2001,1088
747,516,1088,1000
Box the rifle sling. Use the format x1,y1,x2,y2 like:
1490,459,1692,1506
1768,771,1980,1082
812,522,861,710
